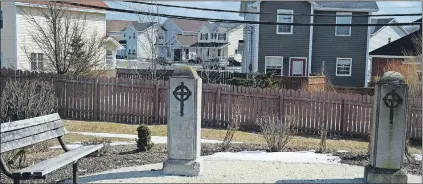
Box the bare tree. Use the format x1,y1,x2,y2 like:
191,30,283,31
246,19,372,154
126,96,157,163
132,1,166,80
256,113,298,152
21,1,107,76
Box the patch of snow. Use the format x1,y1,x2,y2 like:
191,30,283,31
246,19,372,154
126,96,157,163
203,150,342,164
69,132,238,144
413,154,422,161
50,141,137,149
337,150,350,153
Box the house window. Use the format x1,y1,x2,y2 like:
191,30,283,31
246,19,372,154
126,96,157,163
158,33,164,39
235,49,238,55
336,58,352,76
218,33,227,40
124,33,126,38
30,53,44,72
277,9,293,34
265,56,283,75
335,12,352,36
218,49,221,56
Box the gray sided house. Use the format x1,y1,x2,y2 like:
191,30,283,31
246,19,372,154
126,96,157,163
241,1,378,87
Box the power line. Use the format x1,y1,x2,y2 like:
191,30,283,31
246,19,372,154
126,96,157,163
55,1,422,26
124,1,422,17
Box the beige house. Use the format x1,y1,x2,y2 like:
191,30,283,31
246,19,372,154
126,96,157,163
1,1,121,71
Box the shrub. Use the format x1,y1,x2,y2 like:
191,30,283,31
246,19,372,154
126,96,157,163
220,97,242,151
136,125,154,152
81,138,112,157
257,114,298,152
316,125,328,153
0,79,57,123
227,72,278,89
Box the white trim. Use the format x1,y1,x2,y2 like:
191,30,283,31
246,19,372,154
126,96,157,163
276,9,293,35
370,19,409,37
364,13,371,87
370,55,415,59
265,56,284,76
252,3,260,72
289,57,308,76
335,12,352,36
15,2,108,14
308,4,314,76
336,58,352,77
105,37,124,50
314,7,377,12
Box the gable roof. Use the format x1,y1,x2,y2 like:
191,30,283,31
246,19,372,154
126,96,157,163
176,35,198,46
403,18,422,34
126,22,156,32
313,1,378,11
370,29,421,56
172,18,207,32
201,22,243,32
16,0,109,8
370,18,395,34
107,20,135,33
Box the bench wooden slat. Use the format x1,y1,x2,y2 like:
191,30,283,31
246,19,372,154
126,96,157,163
1,120,65,143
1,127,68,153
18,144,103,177
1,113,61,133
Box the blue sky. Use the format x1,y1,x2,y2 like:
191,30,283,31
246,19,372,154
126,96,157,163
105,1,422,23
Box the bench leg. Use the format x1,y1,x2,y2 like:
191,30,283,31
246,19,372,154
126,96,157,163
73,161,78,184
13,179,20,184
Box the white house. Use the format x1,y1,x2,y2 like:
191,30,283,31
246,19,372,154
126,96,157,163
190,22,243,61
160,18,206,61
369,18,409,52
160,18,243,62
1,1,121,71
118,21,165,60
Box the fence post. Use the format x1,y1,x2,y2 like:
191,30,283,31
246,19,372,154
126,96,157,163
214,87,221,126
279,89,284,121
340,98,347,136
153,82,159,124
93,78,100,121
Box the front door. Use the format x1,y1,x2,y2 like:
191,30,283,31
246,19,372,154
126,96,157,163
290,58,307,76
174,49,181,61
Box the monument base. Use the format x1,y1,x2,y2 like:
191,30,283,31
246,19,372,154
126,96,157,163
162,158,203,176
364,165,407,184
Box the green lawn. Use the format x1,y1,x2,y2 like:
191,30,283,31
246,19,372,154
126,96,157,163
64,120,421,154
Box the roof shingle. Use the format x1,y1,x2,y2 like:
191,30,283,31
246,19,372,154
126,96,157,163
107,20,135,33
314,1,378,10
172,18,207,32
16,0,109,8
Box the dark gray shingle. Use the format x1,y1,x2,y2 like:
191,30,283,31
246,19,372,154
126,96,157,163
315,1,378,10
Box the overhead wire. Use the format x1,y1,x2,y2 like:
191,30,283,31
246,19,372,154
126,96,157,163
124,1,422,17
55,1,422,26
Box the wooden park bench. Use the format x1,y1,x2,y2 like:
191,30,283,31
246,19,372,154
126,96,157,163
0,113,103,184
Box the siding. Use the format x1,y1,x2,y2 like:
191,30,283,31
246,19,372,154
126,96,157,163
369,26,406,52
228,26,244,61
0,2,18,69
258,1,311,76
241,3,257,72
16,5,106,71
311,11,369,87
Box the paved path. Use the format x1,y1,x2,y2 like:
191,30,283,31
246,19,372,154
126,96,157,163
62,160,421,183
61,151,422,183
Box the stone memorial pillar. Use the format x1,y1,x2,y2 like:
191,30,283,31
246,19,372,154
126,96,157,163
162,66,203,176
364,71,408,183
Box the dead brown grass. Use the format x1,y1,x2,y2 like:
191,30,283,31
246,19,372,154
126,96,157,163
64,120,421,154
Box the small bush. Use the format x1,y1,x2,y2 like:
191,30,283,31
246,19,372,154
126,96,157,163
81,138,112,157
136,125,154,152
220,97,242,151
316,125,328,153
257,114,298,152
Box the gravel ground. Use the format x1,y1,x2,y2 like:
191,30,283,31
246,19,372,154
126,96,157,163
0,143,267,184
333,152,422,176
61,161,422,183
1,144,420,183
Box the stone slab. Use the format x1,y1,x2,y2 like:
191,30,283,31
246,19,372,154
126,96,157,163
162,158,203,176
364,165,407,184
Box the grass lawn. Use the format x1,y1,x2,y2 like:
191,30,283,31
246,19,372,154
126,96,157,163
64,120,421,154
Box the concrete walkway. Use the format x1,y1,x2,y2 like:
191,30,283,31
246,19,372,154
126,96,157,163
62,160,421,183
61,151,421,183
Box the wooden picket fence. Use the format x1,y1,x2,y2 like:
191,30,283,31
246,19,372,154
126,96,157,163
0,68,422,139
